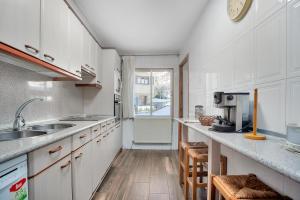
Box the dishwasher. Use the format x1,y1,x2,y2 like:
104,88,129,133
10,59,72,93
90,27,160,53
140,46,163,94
0,155,28,200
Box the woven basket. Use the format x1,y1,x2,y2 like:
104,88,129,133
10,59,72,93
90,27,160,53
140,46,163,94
199,116,215,126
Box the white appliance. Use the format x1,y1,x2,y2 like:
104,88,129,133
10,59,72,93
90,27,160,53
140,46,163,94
0,155,28,200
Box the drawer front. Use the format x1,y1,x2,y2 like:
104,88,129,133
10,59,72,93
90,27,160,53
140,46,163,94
28,137,71,176
100,122,107,134
91,125,100,139
72,128,92,151
106,119,115,130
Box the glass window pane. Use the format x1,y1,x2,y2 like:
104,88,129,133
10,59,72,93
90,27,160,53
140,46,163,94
152,70,171,116
134,71,151,116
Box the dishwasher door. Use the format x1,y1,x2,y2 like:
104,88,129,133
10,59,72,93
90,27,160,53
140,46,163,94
0,155,28,200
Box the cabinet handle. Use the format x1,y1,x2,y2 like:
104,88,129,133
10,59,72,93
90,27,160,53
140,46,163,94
91,67,95,71
75,153,83,159
93,129,98,132
24,44,39,54
111,129,114,133
60,161,71,169
103,135,107,138
97,139,101,143
76,70,82,74
85,64,90,68
44,54,55,62
49,146,63,154
116,125,121,128
79,134,87,139
101,125,106,128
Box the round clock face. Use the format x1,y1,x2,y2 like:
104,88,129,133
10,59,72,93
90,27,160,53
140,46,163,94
227,0,252,22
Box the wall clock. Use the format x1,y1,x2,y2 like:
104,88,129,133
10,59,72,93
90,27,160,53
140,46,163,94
227,0,252,22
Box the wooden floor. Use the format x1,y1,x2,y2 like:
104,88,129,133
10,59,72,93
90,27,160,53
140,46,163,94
92,150,185,200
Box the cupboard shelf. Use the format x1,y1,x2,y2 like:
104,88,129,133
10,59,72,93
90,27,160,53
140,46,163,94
75,83,102,89
0,42,81,81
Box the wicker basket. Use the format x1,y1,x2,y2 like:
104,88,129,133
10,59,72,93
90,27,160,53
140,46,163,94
199,116,215,126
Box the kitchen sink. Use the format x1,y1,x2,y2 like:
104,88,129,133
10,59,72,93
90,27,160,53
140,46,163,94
0,123,76,141
0,130,48,141
28,123,75,132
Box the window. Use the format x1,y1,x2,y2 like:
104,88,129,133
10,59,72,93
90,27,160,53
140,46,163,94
134,69,172,117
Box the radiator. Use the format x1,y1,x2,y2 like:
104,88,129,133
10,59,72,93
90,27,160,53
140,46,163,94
133,118,172,144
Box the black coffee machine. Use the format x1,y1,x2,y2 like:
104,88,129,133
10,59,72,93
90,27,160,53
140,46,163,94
211,92,250,132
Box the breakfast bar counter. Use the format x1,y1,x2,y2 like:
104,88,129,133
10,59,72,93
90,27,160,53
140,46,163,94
174,118,300,194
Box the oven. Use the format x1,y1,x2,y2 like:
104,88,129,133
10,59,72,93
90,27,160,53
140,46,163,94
114,94,122,123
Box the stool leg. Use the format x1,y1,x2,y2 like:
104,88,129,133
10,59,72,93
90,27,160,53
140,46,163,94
209,174,216,200
184,148,189,200
220,156,227,175
179,145,183,185
199,163,203,183
192,157,197,200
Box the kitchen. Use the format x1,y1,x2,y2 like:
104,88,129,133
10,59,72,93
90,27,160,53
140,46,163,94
0,0,300,200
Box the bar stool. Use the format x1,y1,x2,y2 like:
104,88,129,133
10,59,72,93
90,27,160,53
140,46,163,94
185,148,227,200
179,141,208,185
209,174,289,200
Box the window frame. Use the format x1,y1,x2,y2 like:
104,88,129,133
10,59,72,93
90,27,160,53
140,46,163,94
134,68,173,119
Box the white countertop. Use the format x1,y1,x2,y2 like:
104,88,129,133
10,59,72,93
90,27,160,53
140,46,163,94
0,117,115,164
174,118,300,183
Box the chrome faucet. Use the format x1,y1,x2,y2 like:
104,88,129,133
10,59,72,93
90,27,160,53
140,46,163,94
13,98,44,130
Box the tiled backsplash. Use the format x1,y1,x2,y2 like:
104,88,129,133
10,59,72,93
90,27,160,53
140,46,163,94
0,61,83,129
181,0,300,135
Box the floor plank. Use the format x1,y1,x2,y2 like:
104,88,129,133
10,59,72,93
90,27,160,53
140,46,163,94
93,150,185,200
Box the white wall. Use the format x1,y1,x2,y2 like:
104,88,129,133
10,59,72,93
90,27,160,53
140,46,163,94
180,0,300,198
122,55,179,149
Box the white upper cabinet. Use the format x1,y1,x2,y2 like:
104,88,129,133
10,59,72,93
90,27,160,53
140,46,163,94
287,0,300,78
82,28,92,71
41,0,69,71
96,45,103,84
68,9,83,77
0,0,40,57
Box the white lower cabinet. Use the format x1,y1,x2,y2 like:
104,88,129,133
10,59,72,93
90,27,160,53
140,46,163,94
72,142,93,200
29,155,72,200
92,135,106,190
28,121,121,200
115,123,122,153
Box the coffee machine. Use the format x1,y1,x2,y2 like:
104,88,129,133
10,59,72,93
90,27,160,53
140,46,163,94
212,92,250,132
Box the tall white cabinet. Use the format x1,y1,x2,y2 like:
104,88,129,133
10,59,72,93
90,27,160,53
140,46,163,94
83,49,121,115
0,0,41,57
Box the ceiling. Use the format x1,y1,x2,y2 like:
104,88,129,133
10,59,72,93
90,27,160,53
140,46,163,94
74,0,208,55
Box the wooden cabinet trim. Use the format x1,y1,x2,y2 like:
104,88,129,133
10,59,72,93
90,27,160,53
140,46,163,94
0,42,81,81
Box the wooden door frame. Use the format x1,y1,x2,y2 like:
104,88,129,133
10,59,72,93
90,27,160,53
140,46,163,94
178,54,189,150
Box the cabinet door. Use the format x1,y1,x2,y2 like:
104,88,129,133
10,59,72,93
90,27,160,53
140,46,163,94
41,0,69,70
0,0,40,57
96,45,103,84
116,124,122,151
90,39,97,73
82,28,91,70
68,9,83,77
92,136,106,190
72,143,93,200
102,130,111,169
29,155,72,200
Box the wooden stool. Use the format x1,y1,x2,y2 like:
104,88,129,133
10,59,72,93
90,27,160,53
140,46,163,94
185,148,227,200
179,141,208,185
210,174,288,200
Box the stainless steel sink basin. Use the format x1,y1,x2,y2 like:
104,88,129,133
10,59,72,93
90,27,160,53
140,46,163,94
28,123,75,132
0,123,76,141
0,130,48,141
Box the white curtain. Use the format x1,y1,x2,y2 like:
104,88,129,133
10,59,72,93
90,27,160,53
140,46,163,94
122,56,135,119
